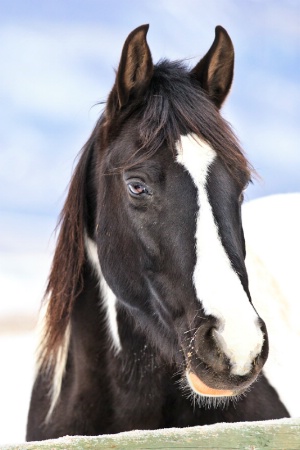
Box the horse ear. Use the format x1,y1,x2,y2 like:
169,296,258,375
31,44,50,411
191,26,234,108
115,24,153,108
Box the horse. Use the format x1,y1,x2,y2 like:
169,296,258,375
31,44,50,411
26,24,289,441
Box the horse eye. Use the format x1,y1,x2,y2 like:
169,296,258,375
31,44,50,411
127,181,150,197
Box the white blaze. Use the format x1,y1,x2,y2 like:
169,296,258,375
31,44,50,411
176,134,263,376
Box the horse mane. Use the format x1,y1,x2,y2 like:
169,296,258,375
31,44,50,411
38,132,97,368
39,59,252,369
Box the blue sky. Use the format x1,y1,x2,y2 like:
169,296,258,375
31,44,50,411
0,0,299,252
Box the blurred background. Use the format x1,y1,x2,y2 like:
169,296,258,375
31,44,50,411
0,0,299,444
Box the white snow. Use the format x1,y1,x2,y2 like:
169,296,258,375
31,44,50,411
0,333,36,444
0,193,299,445
0,213,52,444
243,193,300,331
243,193,300,417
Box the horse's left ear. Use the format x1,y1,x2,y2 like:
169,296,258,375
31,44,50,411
115,24,154,108
191,26,234,108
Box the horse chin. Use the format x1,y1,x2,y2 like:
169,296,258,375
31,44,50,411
186,371,236,397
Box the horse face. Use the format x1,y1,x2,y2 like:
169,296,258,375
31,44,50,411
95,25,268,401
96,125,268,400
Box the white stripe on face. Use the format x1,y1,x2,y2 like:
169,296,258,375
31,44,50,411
85,235,122,353
176,134,263,376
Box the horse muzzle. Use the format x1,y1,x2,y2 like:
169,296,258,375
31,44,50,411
182,318,269,397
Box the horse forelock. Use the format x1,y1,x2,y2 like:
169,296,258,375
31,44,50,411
106,60,252,187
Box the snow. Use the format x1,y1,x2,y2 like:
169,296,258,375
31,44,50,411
3,417,300,448
0,193,299,445
243,193,300,418
0,213,52,444
243,193,300,329
0,333,36,444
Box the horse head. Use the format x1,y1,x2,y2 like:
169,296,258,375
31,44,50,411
90,25,268,401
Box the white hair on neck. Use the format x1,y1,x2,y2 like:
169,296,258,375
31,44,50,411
34,233,121,422
84,234,122,353
34,301,71,423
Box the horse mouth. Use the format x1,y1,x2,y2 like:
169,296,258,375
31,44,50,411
186,371,235,397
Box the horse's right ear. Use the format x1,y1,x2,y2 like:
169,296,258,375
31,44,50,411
191,26,234,108
107,24,153,114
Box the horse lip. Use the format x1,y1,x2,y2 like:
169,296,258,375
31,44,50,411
186,371,235,397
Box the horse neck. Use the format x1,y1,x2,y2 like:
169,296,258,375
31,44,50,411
70,261,109,371
70,241,164,381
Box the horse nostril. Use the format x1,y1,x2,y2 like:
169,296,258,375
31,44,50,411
194,323,228,372
258,317,269,360
255,317,269,370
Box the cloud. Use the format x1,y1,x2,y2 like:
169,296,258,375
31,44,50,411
0,2,299,218
0,22,119,213
0,23,120,119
